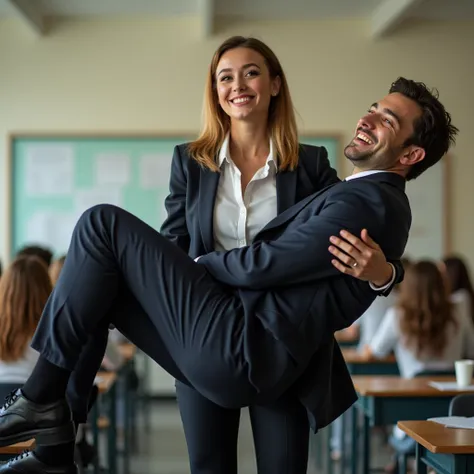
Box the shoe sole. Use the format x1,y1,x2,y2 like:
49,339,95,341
0,422,75,447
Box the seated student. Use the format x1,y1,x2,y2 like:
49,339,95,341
0,256,51,383
16,245,53,268
49,255,66,286
365,260,474,472
443,255,474,327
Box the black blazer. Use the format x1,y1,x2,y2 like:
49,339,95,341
161,143,339,258
199,172,411,431
161,144,404,431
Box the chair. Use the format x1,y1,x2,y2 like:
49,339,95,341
449,394,474,416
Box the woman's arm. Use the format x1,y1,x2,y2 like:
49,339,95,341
160,146,191,253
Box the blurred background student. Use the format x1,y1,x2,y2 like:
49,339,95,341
366,260,474,472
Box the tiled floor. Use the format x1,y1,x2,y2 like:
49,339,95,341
128,400,393,474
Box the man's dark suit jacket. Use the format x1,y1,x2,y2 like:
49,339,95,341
161,144,408,432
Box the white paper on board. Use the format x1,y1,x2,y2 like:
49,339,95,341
139,154,172,189
74,188,122,216
95,153,131,186
26,212,78,255
25,144,74,196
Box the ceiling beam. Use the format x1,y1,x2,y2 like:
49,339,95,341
5,0,47,36
371,0,426,39
198,0,215,38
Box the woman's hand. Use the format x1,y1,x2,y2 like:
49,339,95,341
328,229,393,287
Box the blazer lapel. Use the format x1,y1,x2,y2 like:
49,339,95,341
198,168,220,254
276,169,297,214
256,181,340,238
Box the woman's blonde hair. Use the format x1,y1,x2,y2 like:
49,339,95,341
398,260,457,358
188,36,299,171
49,255,66,286
0,256,52,362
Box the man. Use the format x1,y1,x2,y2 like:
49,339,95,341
0,77,457,473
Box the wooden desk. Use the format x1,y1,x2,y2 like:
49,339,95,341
398,420,474,474
353,375,461,399
0,440,35,460
343,349,399,375
351,376,472,474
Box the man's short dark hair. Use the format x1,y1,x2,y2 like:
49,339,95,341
389,77,458,181
16,245,53,267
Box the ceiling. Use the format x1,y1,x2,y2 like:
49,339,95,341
0,0,474,20
0,0,473,38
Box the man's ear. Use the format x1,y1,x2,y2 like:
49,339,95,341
400,146,425,167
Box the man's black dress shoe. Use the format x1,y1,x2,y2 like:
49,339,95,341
0,451,77,473
0,390,75,447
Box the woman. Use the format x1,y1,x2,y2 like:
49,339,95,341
443,255,474,326
0,256,52,383
160,36,399,474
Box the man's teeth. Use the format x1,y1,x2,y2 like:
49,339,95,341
357,133,373,145
233,97,251,104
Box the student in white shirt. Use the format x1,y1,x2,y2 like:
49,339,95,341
0,256,51,384
366,260,474,472
160,35,400,474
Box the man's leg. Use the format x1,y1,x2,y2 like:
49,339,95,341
66,329,110,426
0,205,256,441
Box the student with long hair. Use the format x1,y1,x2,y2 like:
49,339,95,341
0,256,52,382
368,260,474,377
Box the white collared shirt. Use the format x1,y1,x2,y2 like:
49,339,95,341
345,169,389,181
213,134,278,251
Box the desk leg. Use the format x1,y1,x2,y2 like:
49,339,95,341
362,414,370,474
91,399,100,474
123,369,131,474
351,406,358,474
453,455,468,474
340,412,346,473
415,443,427,474
107,383,117,474
326,424,334,474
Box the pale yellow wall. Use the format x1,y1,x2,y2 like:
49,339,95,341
1,17,473,268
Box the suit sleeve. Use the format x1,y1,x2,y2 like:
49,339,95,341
302,146,402,296
159,146,191,253
198,183,389,289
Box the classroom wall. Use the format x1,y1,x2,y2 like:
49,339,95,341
1,16,473,392
2,17,473,268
